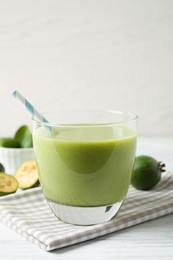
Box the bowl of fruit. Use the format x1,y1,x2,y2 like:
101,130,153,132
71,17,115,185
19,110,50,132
0,125,35,175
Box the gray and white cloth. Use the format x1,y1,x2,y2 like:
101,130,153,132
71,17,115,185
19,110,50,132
0,172,173,251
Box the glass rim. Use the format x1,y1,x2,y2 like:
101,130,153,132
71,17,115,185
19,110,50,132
32,109,138,128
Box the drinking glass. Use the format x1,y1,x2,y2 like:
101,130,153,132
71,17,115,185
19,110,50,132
32,110,137,225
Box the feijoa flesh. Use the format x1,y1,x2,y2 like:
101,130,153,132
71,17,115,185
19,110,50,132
15,160,39,189
0,173,18,196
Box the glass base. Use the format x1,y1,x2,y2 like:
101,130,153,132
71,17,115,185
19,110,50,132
47,199,123,225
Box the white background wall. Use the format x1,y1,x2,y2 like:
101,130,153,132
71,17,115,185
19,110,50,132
0,0,172,137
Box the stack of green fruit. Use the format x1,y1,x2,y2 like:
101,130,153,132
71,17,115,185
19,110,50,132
0,125,40,196
0,125,33,148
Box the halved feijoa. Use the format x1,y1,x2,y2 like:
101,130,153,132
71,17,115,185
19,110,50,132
15,160,39,189
0,173,18,196
14,125,33,148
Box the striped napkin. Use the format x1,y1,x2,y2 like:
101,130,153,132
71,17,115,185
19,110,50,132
0,171,173,251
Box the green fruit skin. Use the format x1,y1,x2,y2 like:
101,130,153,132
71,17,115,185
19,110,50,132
0,190,17,196
20,180,40,190
14,125,33,148
21,136,33,148
0,163,5,172
0,138,20,148
131,155,161,190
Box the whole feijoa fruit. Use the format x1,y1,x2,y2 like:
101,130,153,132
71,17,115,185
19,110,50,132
131,155,166,190
14,125,33,148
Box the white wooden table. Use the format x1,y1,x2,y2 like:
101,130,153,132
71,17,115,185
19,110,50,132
1,137,173,260
0,0,173,258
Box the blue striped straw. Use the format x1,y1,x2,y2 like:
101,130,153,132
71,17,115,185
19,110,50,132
12,90,49,123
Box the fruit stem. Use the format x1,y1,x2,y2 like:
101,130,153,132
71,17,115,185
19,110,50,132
158,161,166,172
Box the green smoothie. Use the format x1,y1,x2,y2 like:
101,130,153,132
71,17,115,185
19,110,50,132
33,126,137,207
